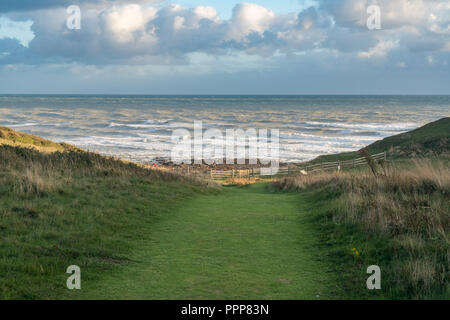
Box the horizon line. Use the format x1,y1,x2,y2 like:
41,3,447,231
1,93,450,96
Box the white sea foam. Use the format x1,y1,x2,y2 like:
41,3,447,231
304,121,418,132
7,122,39,127
1,95,447,163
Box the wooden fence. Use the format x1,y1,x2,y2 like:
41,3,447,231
303,151,386,173
209,151,386,180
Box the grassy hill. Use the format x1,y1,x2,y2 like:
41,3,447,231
1,124,448,300
273,159,450,299
0,126,80,152
272,118,450,299
0,128,214,299
311,117,450,163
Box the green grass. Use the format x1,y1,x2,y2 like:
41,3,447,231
63,183,345,299
0,140,346,300
0,126,78,152
311,117,449,163
3,122,448,300
0,145,212,299
299,185,449,300
297,187,389,300
271,159,450,299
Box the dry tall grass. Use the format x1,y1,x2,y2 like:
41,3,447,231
224,177,261,186
0,145,215,199
272,158,450,298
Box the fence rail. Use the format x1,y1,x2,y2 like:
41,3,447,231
209,151,386,180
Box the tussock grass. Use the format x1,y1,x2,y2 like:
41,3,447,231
272,158,450,299
223,177,261,186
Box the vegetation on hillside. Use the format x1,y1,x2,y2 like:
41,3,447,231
1,120,448,300
0,126,79,152
272,159,450,299
0,143,214,299
311,117,450,163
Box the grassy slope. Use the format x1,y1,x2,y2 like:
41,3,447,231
1,128,344,299
0,142,213,299
311,117,450,163
300,187,390,299
273,118,450,299
64,183,345,299
3,122,447,300
0,126,78,152
273,160,449,298
298,169,449,299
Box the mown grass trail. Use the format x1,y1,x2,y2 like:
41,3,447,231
65,183,341,299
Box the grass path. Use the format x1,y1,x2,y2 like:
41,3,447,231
66,183,340,299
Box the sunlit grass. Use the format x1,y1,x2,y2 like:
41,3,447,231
272,158,450,299
0,144,214,299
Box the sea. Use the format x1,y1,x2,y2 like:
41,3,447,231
0,95,449,163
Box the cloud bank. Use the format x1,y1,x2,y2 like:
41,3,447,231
0,1,449,94
0,0,446,64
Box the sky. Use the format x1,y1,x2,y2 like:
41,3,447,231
0,0,449,94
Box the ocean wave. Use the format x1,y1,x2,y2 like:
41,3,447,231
109,121,196,130
6,122,39,127
304,121,418,132
280,132,376,144
2,95,446,163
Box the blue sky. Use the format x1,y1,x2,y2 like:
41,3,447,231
0,0,449,94
173,0,316,18
0,17,34,46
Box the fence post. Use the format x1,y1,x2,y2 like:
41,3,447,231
210,169,213,179
384,151,387,161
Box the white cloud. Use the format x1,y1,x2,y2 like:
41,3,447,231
193,6,220,23
0,0,448,69
227,3,276,41
173,16,185,30
322,0,432,29
358,40,397,58
101,4,157,43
